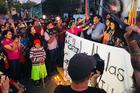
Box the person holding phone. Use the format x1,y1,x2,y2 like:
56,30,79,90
0,74,9,93
1,30,21,81
0,71,25,93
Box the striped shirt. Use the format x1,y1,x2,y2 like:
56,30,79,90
30,47,46,65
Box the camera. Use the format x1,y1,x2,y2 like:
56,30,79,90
92,54,105,75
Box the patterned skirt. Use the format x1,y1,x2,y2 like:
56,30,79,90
31,64,47,81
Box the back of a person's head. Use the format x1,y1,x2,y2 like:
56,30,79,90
68,53,97,84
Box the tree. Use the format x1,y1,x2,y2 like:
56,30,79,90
0,0,5,4
13,1,22,12
42,0,80,15
0,0,7,15
22,1,37,9
12,1,37,12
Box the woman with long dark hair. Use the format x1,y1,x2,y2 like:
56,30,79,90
1,30,21,81
102,19,119,46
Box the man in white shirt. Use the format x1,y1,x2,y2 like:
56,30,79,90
44,21,58,76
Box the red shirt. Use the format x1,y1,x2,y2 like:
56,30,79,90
1,39,20,60
34,26,42,36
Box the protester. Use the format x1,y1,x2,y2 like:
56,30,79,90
67,21,83,36
33,20,44,36
102,18,111,44
0,25,5,40
0,48,8,75
16,20,26,35
87,15,105,43
29,39,47,87
44,21,58,76
56,17,66,67
28,26,41,48
0,73,9,93
123,17,129,25
1,11,139,92
20,32,30,78
102,19,119,45
83,16,91,39
1,30,21,81
54,53,106,93
0,71,25,93
4,20,16,35
76,17,84,36
124,26,140,93
20,32,29,51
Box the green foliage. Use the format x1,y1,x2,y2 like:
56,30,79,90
22,2,37,9
32,4,42,18
0,0,5,5
12,1,37,12
0,2,7,15
13,1,22,12
42,0,79,15
0,0,37,15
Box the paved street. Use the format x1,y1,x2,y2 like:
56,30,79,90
21,67,65,93
21,75,57,93
21,75,56,93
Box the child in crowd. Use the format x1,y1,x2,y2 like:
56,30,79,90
29,39,47,87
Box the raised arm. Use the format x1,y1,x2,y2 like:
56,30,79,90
124,26,140,86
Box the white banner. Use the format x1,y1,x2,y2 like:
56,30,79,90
64,32,133,93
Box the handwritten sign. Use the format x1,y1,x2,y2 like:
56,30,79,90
64,32,133,93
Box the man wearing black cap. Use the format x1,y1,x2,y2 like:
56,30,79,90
54,53,106,93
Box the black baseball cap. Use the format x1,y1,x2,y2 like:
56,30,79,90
68,53,97,81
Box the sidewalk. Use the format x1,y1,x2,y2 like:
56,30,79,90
22,67,70,93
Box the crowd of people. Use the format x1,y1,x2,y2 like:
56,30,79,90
0,12,140,93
